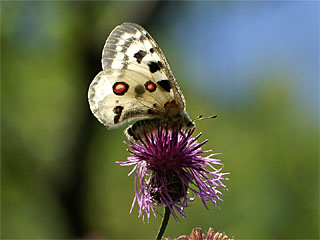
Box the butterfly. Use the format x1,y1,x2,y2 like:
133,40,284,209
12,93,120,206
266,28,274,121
88,22,212,139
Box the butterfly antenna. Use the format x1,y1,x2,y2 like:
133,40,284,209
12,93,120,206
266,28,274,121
193,115,217,122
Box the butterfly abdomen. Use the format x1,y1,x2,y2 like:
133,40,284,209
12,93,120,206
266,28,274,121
126,111,194,140
126,118,161,140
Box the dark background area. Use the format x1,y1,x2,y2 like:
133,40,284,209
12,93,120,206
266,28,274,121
1,1,319,239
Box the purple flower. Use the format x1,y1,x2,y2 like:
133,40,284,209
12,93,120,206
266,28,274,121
117,127,229,221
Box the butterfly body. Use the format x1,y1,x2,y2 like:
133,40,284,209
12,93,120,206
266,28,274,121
88,22,194,139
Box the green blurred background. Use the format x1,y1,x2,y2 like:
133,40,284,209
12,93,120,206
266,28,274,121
1,1,319,239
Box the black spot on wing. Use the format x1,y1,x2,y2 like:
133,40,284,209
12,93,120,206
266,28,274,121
113,106,124,124
157,80,171,92
134,50,147,64
148,61,162,73
114,115,121,124
150,48,154,53
139,35,146,42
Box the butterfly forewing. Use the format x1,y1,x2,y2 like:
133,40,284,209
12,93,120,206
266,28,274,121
102,23,186,109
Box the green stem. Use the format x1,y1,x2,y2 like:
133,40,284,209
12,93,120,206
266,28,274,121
155,206,171,240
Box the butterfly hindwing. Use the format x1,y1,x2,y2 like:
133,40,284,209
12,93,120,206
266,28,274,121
88,69,175,128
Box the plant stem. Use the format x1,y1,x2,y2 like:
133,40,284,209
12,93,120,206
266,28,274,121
155,206,171,240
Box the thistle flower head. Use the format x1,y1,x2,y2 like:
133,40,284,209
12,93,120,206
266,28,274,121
117,127,229,221
177,227,234,240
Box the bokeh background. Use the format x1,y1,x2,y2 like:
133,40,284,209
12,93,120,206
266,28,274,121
2,1,319,239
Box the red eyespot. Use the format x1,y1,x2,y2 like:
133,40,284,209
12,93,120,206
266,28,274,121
113,82,129,95
170,100,178,109
164,101,179,109
113,106,124,124
144,80,157,92
113,106,124,114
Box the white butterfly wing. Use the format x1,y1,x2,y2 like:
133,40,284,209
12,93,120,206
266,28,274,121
88,69,175,128
88,22,187,128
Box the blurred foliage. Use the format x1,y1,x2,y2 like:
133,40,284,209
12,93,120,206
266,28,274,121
1,1,318,239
